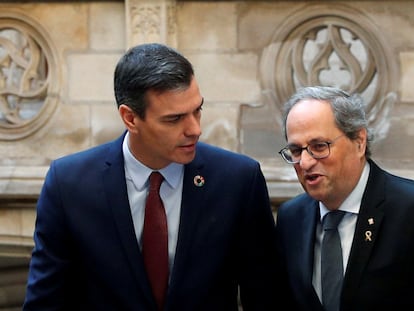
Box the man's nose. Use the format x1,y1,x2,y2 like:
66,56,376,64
299,148,317,169
185,115,201,137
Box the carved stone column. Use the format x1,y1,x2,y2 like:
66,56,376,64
125,0,177,48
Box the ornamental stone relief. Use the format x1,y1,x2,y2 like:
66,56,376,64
260,4,397,142
126,0,177,47
0,12,59,141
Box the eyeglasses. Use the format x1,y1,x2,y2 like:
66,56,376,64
278,135,345,164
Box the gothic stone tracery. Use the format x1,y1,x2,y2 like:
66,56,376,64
260,4,397,141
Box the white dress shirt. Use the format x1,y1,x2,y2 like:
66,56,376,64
313,161,370,302
122,133,184,274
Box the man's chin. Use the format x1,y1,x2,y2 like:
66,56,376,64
174,153,196,165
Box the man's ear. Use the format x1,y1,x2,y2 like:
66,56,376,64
119,104,138,133
356,128,367,154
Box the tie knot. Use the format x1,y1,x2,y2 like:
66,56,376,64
323,210,346,231
149,172,164,191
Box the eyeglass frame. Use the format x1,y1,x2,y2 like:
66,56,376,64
278,134,346,164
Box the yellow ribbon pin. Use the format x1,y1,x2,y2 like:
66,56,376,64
365,230,372,241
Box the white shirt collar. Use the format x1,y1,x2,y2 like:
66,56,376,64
122,132,183,190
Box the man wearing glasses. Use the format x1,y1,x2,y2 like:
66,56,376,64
275,86,414,311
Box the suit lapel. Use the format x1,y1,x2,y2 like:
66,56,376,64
285,197,323,309
168,152,206,293
102,134,154,306
303,201,324,306
342,161,385,302
301,202,320,286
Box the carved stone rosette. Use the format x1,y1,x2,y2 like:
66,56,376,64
0,12,59,141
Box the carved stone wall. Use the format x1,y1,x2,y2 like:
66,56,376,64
1,1,414,309
260,4,397,136
0,13,60,141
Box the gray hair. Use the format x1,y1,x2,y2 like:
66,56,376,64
282,86,374,158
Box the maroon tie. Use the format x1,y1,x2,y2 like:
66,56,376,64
142,172,169,310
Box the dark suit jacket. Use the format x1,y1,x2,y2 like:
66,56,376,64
275,159,414,311
23,133,279,311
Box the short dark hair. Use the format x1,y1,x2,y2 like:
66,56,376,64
282,86,374,158
114,43,194,119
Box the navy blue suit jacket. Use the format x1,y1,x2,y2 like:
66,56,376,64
276,160,414,311
24,133,279,310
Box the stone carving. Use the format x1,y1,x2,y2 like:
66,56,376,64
130,4,161,40
0,14,59,140
126,0,177,47
260,4,397,141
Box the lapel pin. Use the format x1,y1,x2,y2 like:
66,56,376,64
193,175,205,187
368,218,374,225
365,230,372,242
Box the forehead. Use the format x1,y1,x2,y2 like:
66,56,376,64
286,99,337,139
146,78,202,113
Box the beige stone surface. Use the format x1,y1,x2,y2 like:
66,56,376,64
177,2,237,51
0,209,24,236
0,2,90,53
0,166,46,197
0,103,90,167
68,53,123,102
21,208,36,237
400,52,414,102
189,52,260,103
91,103,126,146
90,2,126,50
200,102,241,152
238,2,296,50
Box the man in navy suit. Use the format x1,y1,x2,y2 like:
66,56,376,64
23,43,280,310
276,86,414,311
